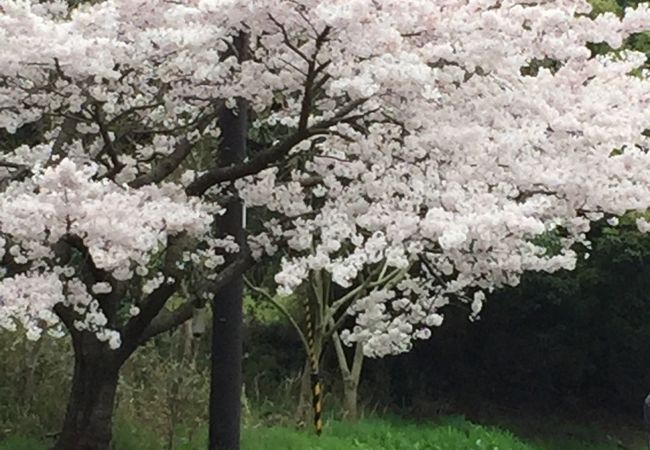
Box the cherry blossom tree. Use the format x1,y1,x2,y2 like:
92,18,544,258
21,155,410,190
3,1,650,449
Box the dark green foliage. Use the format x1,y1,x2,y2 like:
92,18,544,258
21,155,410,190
0,328,212,449
243,320,304,405
0,332,72,436
364,220,650,417
588,0,650,64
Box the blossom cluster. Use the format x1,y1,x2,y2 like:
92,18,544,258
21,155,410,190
1,0,650,356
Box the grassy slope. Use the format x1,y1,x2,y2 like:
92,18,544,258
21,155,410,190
0,417,644,450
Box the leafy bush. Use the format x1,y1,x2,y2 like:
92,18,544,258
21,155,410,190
0,327,211,449
0,330,71,437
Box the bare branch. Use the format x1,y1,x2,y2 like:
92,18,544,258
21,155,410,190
0,160,26,170
268,14,311,63
93,103,122,172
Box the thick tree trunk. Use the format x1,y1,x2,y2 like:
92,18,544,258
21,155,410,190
52,342,120,450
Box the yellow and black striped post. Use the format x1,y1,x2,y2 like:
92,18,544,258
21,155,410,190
304,296,323,436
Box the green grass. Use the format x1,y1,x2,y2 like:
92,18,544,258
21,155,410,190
0,436,45,450
242,417,645,450
243,418,534,450
0,417,643,450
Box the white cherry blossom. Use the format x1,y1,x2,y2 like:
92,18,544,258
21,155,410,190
1,0,650,358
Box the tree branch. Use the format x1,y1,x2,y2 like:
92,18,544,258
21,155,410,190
129,102,224,188
186,98,368,196
350,341,364,383
331,327,352,378
136,249,254,345
60,234,125,325
53,303,77,336
244,276,311,356
93,104,123,175
118,235,187,356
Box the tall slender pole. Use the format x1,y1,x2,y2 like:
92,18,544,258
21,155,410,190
643,394,650,449
209,34,248,450
303,293,323,436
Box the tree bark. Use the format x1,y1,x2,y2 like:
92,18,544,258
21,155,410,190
342,378,359,422
331,332,364,422
52,338,121,450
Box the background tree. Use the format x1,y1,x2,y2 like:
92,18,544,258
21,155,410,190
247,262,406,425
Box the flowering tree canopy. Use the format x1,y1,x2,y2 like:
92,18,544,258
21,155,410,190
2,0,650,358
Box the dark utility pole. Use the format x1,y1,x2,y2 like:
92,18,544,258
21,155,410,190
209,34,249,450
643,394,650,449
